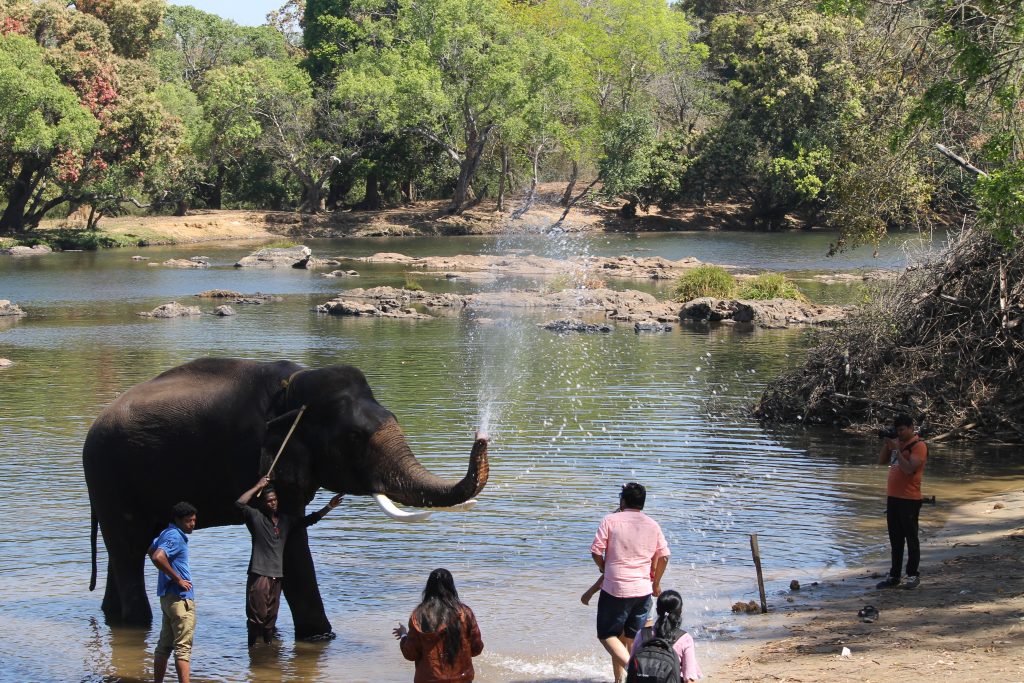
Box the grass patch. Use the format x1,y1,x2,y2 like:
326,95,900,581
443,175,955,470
404,277,423,291
674,265,737,301
260,240,298,249
0,237,17,250
738,272,807,301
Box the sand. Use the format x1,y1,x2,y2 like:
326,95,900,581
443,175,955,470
711,489,1024,682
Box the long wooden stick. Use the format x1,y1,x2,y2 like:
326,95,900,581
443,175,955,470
264,404,307,480
750,534,768,614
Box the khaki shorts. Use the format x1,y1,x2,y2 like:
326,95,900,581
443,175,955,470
155,594,195,661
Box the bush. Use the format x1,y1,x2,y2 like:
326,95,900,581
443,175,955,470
674,265,737,301
404,277,423,291
738,273,806,301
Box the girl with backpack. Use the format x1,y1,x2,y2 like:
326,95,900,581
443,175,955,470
393,568,484,683
626,590,702,683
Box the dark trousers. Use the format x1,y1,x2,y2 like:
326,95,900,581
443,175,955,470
246,573,282,645
886,496,924,578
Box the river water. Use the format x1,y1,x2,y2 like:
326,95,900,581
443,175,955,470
1,229,1021,683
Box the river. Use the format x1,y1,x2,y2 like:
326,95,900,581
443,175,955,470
1,229,1021,682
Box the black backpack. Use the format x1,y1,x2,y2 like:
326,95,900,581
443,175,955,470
625,628,686,683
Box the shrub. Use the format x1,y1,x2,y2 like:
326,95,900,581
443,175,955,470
738,273,806,301
404,277,423,291
674,265,736,301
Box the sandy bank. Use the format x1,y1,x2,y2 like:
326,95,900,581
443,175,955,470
713,488,1024,681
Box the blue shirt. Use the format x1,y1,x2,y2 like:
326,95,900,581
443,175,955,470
151,524,194,600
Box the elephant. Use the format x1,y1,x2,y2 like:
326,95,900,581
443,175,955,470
83,357,489,639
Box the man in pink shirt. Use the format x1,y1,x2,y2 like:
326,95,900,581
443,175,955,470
590,482,670,683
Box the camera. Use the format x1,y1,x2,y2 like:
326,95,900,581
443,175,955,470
876,427,898,439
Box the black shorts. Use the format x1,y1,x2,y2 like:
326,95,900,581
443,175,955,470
596,590,652,639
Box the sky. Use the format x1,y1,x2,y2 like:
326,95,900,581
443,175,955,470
179,1,278,26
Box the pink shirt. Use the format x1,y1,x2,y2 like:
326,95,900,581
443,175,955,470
630,626,703,681
590,509,670,598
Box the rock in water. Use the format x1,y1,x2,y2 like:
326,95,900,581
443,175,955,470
0,358,13,368
137,302,202,318
634,320,673,333
213,305,235,316
539,318,613,333
0,300,27,317
235,245,312,269
2,244,52,256
161,258,208,268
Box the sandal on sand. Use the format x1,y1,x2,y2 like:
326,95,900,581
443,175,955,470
857,605,879,623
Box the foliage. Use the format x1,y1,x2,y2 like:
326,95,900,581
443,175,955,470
673,265,737,301
403,277,423,291
737,272,806,301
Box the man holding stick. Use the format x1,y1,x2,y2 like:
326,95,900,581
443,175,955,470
236,476,343,645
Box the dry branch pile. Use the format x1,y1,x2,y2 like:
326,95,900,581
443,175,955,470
756,227,1024,442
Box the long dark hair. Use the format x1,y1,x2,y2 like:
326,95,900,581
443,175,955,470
413,568,465,665
654,590,683,640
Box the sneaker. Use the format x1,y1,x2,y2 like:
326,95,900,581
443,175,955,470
876,575,900,589
901,575,921,589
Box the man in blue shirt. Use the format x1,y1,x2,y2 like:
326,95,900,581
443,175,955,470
148,501,197,683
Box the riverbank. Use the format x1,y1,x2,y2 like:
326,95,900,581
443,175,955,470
2,185,761,250
711,488,1024,681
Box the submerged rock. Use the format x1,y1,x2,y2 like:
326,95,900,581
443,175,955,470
213,305,235,316
137,302,202,318
634,320,673,333
159,258,208,269
323,269,360,278
235,245,311,268
194,290,281,304
0,300,27,317
539,318,613,333
130,255,149,261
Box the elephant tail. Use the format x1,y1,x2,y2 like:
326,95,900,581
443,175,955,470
89,506,97,592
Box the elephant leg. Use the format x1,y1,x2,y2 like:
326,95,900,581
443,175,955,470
101,562,121,619
100,520,154,625
281,526,333,640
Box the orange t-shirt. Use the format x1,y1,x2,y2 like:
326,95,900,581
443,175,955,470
886,437,927,500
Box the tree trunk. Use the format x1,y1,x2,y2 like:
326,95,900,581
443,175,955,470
512,145,542,220
496,147,509,213
401,179,415,203
560,160,578,206
448,126,494,215
174,198,189,217
0,160,44,234
358,171,382,211
210,164,225,210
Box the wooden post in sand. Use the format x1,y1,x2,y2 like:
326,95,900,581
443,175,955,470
750,534,768,614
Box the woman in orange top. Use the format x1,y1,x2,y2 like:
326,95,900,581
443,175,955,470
876,413,928,589
393,568,484,683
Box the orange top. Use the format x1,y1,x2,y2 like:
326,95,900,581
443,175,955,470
886,437,928,499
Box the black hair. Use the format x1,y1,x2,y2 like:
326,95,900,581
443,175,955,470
620,482,646,510
171,501,197,520
262,486,277,498
654,590,683,640
413,568,465,666
894,413,914,429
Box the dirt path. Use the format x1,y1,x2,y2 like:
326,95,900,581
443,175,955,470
712,489,1024,682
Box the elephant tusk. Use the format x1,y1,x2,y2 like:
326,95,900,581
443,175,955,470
431,499,477,512
372,494,433,522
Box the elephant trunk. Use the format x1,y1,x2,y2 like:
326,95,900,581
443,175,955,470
370,420,488,508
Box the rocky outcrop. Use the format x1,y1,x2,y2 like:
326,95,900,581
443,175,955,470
0,300,27,317
137,302,202,318
2,244,52,256
681,297,847,328
346,252,709,280
194,290,281,304
314,297,430,319
235,245,311,268
540,318,613,333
